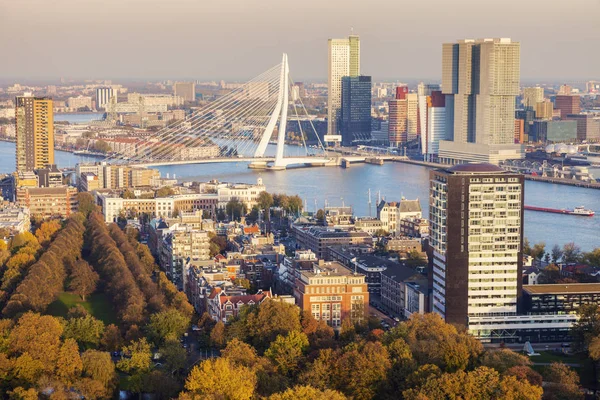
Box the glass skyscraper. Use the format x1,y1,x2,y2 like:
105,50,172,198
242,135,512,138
340,76,372,146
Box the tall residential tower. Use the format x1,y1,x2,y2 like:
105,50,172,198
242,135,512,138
15,95,54,172
439,38,524,164
328,35,360,138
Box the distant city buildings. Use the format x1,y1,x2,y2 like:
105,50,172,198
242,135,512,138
554,95,580,118
95,87,114,110
439,38,524,165
327,34,360,138
15,95,54,172
173,82,195,102
522,87,544,108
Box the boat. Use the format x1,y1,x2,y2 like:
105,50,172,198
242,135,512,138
524,205,595,217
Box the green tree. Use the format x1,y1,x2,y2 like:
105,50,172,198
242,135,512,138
156,186,175,198
76,192,97,217
265,330,309,376
159,338,187,372
316,209,325,224
147,309,190,345
571,304,600,352
287,195,303,215
81,349,117,395
530,242,546,260
226,198,248,221
117,338,152,374
63,315,105,349
122,189,136,199
245,300,302,351
181,357,256,400
257,191,274,213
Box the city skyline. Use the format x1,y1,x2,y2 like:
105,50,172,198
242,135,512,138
1,0,599,81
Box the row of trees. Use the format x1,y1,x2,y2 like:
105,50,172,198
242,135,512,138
524,239,600,267
3,215,86,317
182,302,579,399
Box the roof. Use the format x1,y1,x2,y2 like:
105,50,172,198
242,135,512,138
446,163,505,174
244,225,260,235
381,263,424,283
399,199,421,213
523,283,600,295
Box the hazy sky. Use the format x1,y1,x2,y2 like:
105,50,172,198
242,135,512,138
1,0,599,82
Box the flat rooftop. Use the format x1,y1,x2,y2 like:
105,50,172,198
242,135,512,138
524,283,600,295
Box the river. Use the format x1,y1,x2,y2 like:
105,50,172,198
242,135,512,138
0,140,597,252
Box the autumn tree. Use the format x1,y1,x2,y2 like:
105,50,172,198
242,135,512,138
479,349,532,373
267,385,347,400
210,321,226,348
117,338,153,394
244,299,302,351
180,357,256,400
571,304,600,352
257,191,274,213
563,242,582,263
62,315,105,349
542,362,583,400
265,330,309,376
76,191,97,217
100,324,123,352
147,309,190,345
68,259,99,301
34,219,61,246
81,349,117,397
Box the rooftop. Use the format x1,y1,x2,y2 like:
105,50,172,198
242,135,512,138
446,163,505,174
524,283,600,295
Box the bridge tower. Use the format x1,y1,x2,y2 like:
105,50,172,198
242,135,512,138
254,53,289,168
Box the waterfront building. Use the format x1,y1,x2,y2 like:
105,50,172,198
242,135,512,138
16,186,78,218
76,163,160,190
439,38,524,164
425,91,447,160
535,99,554,120
376,198,422,236
293,260,369,327
388,88,408,146
514,119,525,144
566,114,600,141
418,83,442,152
531,120,577,143
173,82,196,102
340,75,372,146
327,35,360,137
522,87,544,108
96,87,114,110
67,96,93,110
15,95,54,172
429,164,524,331
554,95,580,118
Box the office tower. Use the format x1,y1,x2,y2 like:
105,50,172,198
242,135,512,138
406,93,419,142
328,35,360,137
429,164,524,328
439,38,523,164
425,91,447,159
522,87,544,108
15,95,54,172
555,95,580,118
340,76,371,146
566,114,600,141
388,87,408,146
535,100,554,120
173,82,196,102
514,119,525,143
96,87,114,110
417,83,442,152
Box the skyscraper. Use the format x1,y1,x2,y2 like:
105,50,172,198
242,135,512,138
96,87,114,110
425,91,447,160
173,82,196,102
555,95,580,118
417,83,442,153
15,95,54,172
439,38,524,164
522,87,544,108
328,35,360,137
388,86,408,146
340,76,372,146
429,164,524,329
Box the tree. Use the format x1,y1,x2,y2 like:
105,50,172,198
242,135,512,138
226,198,248,221
63,315,105,349
210,321,226,348
222,338,260,368
147,309,190,345
181,358,256,400
523,238,532,256
117,338,152,374
81,350,117,394
91,139,111,153
257,191,274,213
563,242,582,263
8,313,64,372
234,277,251,290
571,304,600,352
55,338,83,385
35,219,61,246
77,192,97,217
245,300,302,351
530,242,546,260
68,260,99,301
316,209,325,224
10,232,39,252
265,331,309,376
405,249,426,266
100,324,123,352
505,365,543,386
542,362,583,400
539,264,561,284
551,244,563,264
287,195,303,215
268,385,347,400
479,349,532,373
373,229,389,238
159,338,187,372
583,248,600,268
122,189,136,199
156,186,175,198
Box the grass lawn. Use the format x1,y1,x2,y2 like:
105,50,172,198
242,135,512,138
47,292,116,325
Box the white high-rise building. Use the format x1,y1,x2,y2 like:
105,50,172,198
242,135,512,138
327,35,360,137
439,38,524,165
522,87,544,108
96,87,114,110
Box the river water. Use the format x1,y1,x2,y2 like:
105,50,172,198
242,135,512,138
0,140,597,252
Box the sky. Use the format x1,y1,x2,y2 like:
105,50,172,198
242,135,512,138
1,0,599,82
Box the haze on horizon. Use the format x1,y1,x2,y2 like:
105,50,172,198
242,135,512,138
1,0,598,82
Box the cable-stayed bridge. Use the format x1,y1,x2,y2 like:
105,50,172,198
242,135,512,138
99,54,338,170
